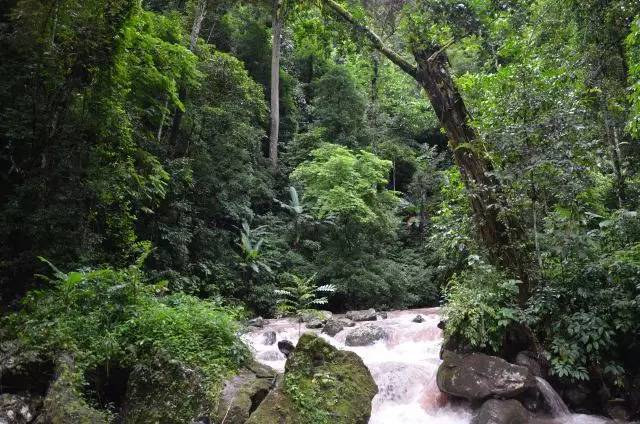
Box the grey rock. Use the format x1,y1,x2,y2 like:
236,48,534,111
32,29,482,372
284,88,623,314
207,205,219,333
305,319,323,329
345,325,387,346
340,318,356,327
412,314,425,323
471,399,530,424
248,317,265,328
322,319,345,337
215,362,277,424
277,340,295,358
515,351,543,377
437,350,537,401
607,399,630,422
346,308,377,322
262,330,276,345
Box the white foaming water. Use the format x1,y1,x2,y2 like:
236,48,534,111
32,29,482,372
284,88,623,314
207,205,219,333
536,376,571,418
243,308,611,424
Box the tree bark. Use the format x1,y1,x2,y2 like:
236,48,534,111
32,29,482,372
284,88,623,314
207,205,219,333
269,0,283,170
322,0,529,301
168,0,206,154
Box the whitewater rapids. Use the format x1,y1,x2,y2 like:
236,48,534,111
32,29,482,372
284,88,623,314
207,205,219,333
243,308,611,424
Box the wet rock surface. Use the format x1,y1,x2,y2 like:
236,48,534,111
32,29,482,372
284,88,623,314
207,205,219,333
346,308,377,322
248,317,265,328
412,314,425,323
345,324,387,346
305,319,323,329
262,330,276,345
277,340,295,358
322,318,345,337
215,361,276,424
437,350,537,401
515,351,543,378
472,399,530,424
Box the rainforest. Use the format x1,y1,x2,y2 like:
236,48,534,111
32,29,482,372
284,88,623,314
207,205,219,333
1,0,640,423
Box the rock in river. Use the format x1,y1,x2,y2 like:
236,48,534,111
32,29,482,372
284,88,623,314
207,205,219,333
322,318,345,337
346,308,377,322
345,325,387,346
437,350,536,401
247,333,377,424
471,399,530,424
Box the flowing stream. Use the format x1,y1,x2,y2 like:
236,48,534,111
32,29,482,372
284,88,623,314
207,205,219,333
243,307,611,424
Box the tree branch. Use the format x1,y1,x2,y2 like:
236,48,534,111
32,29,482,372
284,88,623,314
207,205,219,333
321,0,417,79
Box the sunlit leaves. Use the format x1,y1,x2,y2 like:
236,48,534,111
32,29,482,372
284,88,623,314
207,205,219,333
291,143,399,228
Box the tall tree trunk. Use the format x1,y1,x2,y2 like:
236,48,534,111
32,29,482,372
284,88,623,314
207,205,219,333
269,0,283,170
322,0,529,301
603,108,626,208
168,0,206,154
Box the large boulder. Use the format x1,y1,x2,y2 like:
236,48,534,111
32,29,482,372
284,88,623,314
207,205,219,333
471,399,530,424
345,325,387,346
247,334,378,424
437,351,536,401
322,319,345,337
124,355,276,424
346,309,377,322
214,361,276,424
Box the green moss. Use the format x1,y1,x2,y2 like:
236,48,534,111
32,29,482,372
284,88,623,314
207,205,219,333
41,356,110,424
2,261,250,422
248,334,377,424
245,382,301,424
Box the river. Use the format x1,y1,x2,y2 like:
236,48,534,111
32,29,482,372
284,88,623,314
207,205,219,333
243,307,611,424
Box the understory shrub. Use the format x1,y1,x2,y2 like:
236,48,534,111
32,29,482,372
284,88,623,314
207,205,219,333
2,256,249,417
442,257,523,352
527,209,640,382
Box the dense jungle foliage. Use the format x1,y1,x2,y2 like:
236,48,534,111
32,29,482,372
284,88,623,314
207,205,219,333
1,0,640,417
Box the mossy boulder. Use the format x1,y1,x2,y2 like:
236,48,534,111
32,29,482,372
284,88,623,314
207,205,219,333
214,361,276,424
39,355,110,424
247,333,378,424
123,354,275,424
122,354,215,424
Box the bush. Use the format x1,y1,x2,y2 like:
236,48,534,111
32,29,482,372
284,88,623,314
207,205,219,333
2,257,249,412
527,209,640,382
443,257,523,352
